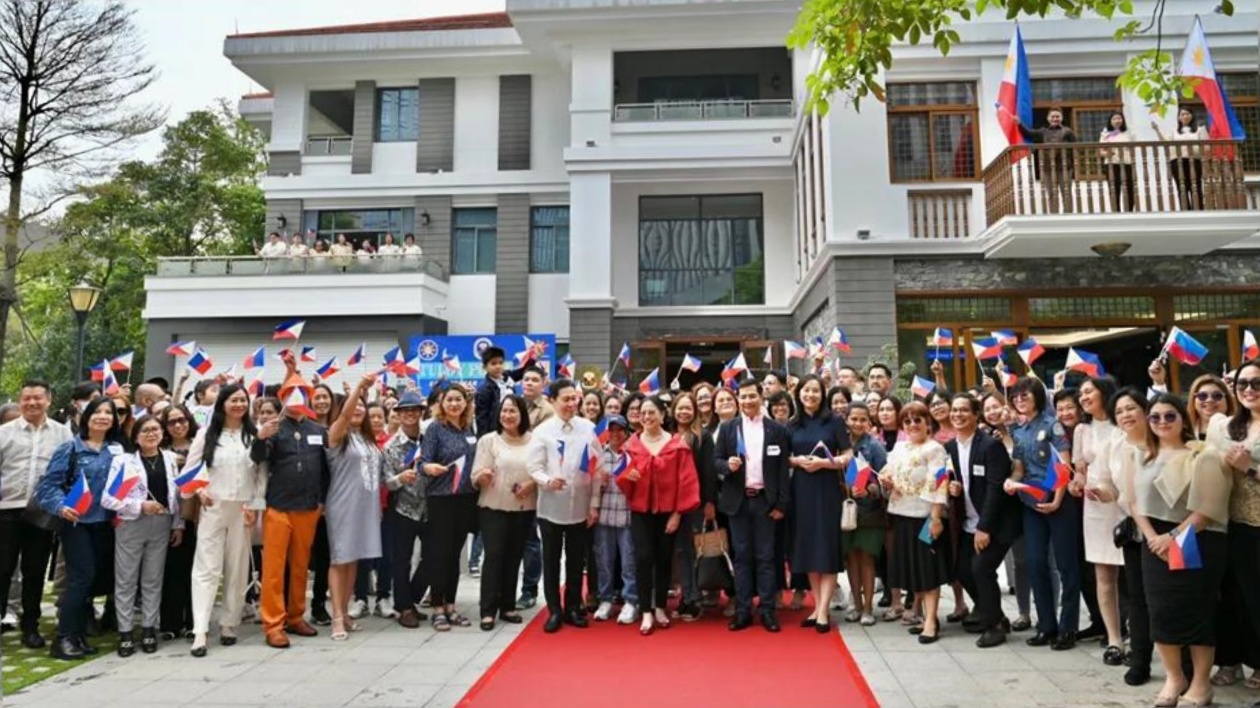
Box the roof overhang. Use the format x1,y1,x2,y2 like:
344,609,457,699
979,212,1260,259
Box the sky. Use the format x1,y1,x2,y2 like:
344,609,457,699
128,0,506,160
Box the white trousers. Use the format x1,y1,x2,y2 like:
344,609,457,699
191,500,252,634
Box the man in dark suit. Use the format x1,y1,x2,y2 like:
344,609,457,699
713,379,790,633
944,393,1020,648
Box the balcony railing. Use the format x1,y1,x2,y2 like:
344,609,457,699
304,135,353,156
155,254,448,281
613,99,794,122
982,140,1252,226
908,189,974,239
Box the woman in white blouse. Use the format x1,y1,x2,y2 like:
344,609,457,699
183,384,263,657
1152,108,1209,211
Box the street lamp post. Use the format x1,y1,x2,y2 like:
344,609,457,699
68,281,102,383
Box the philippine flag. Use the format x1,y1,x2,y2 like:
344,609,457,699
110,350,134,371
911,375,936,399
762,346,774,366
736,428,747,457
992,329,1019,346
721,353,749,383
1008,480,1048,502
106,463,141,503
273,319,306,340
283,387,318,419
784,340,808,360
933,465,951,490
680,353,703,373
1168,524,1203,571
1017,338,1046,366
556,440,567,465
578,444,596,476
1066,347,1105,378
1164,326,1209,367
243,346,266,370
100,361,122,396
999,369,1020,389
1244,330,1260,361
166,341,197,357
1046,448,1072,491
246,374,266,398
611,452,630,478
300,346,317,363
187,349,214,375
1180,18,1247,144
810,440,834,463
845,454,874,491
382,346,406,375
65,469,94,516
88,361,107,382
931,328,954,347
175,462,209,495
593,418,611,445
403,445,421,470
315,357,341,380
347,343,366,367
639,367,661,395
972,337,1004,361
401,354,422,376
996,24,1034,146
829,327,852,354
441,350,461,373
617,343,632,368
514,336,540,367
557,353,576,379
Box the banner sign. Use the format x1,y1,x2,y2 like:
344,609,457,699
405,333,556,393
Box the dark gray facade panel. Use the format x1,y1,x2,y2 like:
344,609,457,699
417,78,455,173
266,151,301,177
494,194,531,333
498,75,532,171
414,196,453,274
351,80,376,174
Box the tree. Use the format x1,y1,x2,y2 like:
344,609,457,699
788,0,1236,115
0,0,164,381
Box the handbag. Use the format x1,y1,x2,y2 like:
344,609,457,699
841,498,859,531
693,520,734,592
1113,516,1142,548
22,446,77,533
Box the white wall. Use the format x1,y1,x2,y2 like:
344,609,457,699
445,274,497,334
455,76,501,172
528,273,570,339
371,143,419,174
532,71,570,175
144,272,448,320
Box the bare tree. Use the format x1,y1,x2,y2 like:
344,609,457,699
0,0,163,379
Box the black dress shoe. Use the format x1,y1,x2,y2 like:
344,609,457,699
73,635,98,655
1076,623,1105,642
21,631,45,649
141,628,158,654
1050,631,1077,651
761,612,780,633
190,645,208,658
311,607,333,626
815,621,831,634
728,613,753,631
976,628,1007,648
918,631,940,645
564,610,589,628
800,618,818,629
1010,616,1032,632
1123,664,1151,686
117,630,137,657
543,612,563,634
1026,631,1057,647
50,636,85,660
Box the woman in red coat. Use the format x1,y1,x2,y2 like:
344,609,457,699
619,397,701,635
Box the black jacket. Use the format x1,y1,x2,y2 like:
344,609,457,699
250,415,329,512
712,416,791,517
945,430,1020,545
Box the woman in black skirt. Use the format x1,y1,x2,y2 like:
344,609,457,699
878,401,952,644
1130,394,1232,707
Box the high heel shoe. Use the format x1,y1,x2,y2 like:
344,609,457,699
330,616,349,642
639,616,654,636
653,609,670,629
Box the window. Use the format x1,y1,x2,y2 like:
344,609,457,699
886,82,979,182
638,75,759,103
530,206,569,273
376,88,419,142
452,208,497,274
1183,73,1259,173
1030,77,1120,137
896,296,1012,323
638,194,764,307
306,209,413,248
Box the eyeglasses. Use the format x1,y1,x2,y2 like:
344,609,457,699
167,418,188,426
902,416,927,426
1237,379,1260,393
1194,391,1226,402
140,428,163,436
1011,392,1031,401
1147,412,1180,425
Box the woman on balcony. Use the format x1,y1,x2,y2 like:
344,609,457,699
331,233,354,271
1153,108,1208,211
1100,111,1136,213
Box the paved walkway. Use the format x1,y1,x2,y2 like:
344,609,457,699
3,574,1257,708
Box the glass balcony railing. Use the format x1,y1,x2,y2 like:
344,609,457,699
613,99,794,122
154,254,449,281
304,135,353,156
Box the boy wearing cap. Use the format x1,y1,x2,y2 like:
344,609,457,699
592,415,638,625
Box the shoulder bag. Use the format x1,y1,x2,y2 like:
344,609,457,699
22,447,75,532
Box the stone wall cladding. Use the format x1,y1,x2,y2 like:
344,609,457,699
895,254,1260,292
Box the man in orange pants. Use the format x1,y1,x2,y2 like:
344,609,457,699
250,363,329,648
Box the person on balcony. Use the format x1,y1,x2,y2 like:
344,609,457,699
330,233,354,271
1100,111,1136,213
1011,107,1077,215
1152,108,1208,211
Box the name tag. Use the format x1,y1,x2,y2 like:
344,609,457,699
465,436,477,445
972,465,985,477
307,435,324,446
767,445,781,457
107,444,124,456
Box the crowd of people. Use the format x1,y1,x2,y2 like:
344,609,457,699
2,342,1258,708
255,230,424,269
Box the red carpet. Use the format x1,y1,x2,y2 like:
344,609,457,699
458,599,879,708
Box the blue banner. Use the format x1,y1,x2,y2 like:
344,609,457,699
405,333,557,393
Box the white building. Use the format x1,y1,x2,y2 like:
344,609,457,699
144,0,1260,391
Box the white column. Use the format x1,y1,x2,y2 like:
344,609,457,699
268,81,308,153
567,171,614,304
570,45,613,148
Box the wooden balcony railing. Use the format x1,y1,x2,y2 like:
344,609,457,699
982,140,1252,226
908,189,973,239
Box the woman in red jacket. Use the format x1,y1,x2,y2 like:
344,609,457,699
619,397,700,635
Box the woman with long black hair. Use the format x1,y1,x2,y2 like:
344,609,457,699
1099,110,1136,212
1153,107,1209,211
157,404,200,640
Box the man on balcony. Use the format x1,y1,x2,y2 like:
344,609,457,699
1013,108,1077,214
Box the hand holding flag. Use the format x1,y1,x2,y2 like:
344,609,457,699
64,469,94,518
1168,524,1203,570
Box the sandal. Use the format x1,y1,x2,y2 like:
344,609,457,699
480,617,495,632
347,620,363,633
330,617,349,641
900,612,924,626
653,609,671,629
844,609,861,623
1243,671,1260,690
499,612,524,624
881,607,904,622
431,613,451,632
1211,666,1242,687
447,612,472,628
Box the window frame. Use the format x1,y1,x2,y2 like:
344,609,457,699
637,193,765,307
885,82,981,184
1028,76,1123,181
450,207,498,275
375,87,419,143
529,205,571,274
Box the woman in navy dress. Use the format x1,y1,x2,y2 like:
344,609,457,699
788,374,851,631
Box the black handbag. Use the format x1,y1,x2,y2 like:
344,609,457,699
1113,516,1142,548
21,449,74,533
693,521,734,592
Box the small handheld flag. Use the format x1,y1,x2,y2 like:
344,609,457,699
1008,480,1048,501
829,327,852,354
1245,331,1260,361
933,465,950,490
810,440,834,462
187,348,214,375
246,374,265,398
557,353,576,379
175,462,208,495
639,368,661,395
449,457,467,487
1168,525,1203,571
403,445,421,469
762,345,774,366
999,368,1019,389
300,346,317,363
347,343,366,367
1017,338,1045,367
442,350,461,373
273,319,306,340
1163,326,1209,367
784,340,808,360
972,337,1004,361
65,469,93,516
931,328,954,347
109,350,134,371
89,361,107,382
593,418,611,445
578,444,595,475
283,387,317,419
557,439,566,464
315,357,341,380
1046,448,1072,491
243,347,266,369
845,454,874,491
736,428,747,457
617,343,632,368
721,353,749,383
106,462,141,503
911,375,936,400
1066,348,1105,377
680,353,703,373
101,361,122,396
514,336,542,367
166,341,196,357
992,329,1019,346
611,452,630,478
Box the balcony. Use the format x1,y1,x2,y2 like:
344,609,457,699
304,135,353,156
614,99,794,122
978,140,1258,258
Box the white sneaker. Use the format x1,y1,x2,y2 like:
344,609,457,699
348,599,368,619
860,613,876,627
375,597,397,619
593,602,614,621
616,604,638,625
241,601,259,622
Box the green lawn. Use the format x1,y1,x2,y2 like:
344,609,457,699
2,608,119,695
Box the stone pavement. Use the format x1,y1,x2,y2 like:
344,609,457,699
3,572,1258,708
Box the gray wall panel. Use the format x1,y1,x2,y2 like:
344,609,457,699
266,151,301,177
498,75,532,171
417,78,455,172
494,194,531,332
351,80,376,174
414,196,453,274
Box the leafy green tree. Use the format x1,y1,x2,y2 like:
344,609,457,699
788,0,1235,115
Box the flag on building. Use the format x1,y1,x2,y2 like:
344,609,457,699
1017,338,1046,366
996,24,1034,146
1066,347,1105,377
243,347,266,369
316,357,341,380
972,337,1003,361
187,349,214,375
680,353,703,373
273,319,306,340
1163,326,1209,366
347,343,366,367
784,340,808,360
1180,17,1247,144
911,375,936,399
300,346,317,363
1245,330,1260,361
166,341,197,357
1168,524,1203,571
65,469,94,515
829,327,852,353
109,350,134,371
931,328,954,347
175,462,209,495
639,368,661,395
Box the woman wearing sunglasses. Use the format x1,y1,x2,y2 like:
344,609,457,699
1130,393,1230,708
877,401,951,644
1188,374,1235,442
1206,362,1260,693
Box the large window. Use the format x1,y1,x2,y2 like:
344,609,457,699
376,88,419,142
887,82,979,183
1184,72,1259,173
306,209,413,248
638,75,759,103
452,208,497,274
638,194,764,307
530,206,569,273
1030,77,1119,138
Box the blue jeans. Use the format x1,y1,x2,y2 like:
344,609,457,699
355,515,393,602
469,532,483,571
728,495,777,616
521,519,541,598
1023,502,1081,636
58,522,112,637
593,525,637,604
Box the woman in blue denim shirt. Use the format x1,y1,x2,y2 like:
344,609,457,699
35,397,124,660
419,385,478,630
1006,377,1081,651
